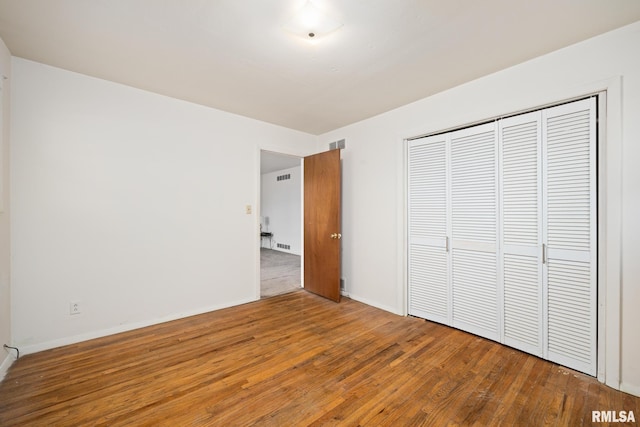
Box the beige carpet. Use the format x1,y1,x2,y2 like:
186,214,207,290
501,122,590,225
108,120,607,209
260,248,301,298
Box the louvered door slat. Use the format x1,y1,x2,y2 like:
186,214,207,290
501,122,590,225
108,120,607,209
504,254,540,353
451,126,496,243
409,246,448,322
408,136,449,323
408,144,447,238
450,123,498,340
499,111,543,356
548,259,593,363
546,106,592,252
543,98,597,376
452,249,498,339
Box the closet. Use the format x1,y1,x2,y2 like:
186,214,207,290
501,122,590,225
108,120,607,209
408,97,597,376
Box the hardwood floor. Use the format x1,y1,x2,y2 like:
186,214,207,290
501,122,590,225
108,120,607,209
1,291,638,426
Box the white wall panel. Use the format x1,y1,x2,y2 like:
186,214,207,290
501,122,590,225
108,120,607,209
0,36,12,379
10,58,317,353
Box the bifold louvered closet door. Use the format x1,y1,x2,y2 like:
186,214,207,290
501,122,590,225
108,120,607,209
500,110,543,359
543,99,597,375
408,97,597,376
409,123,500,342
449,123,499,341
408,134,449,324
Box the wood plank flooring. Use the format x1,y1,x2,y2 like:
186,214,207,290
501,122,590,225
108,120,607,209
1,291,638,426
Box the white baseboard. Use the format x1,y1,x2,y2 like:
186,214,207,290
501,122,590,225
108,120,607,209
0,352,16,383
347,293,402,316
19,296,256,356
621,382,640,398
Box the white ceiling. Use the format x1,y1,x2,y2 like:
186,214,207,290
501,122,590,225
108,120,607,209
1,1,640,135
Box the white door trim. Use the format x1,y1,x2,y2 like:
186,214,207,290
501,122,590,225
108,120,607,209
256,146,306,301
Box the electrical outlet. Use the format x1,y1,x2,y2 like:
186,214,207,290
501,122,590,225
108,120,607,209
70,301,81,315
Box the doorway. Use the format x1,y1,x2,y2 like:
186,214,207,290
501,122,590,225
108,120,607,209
259,150,303,298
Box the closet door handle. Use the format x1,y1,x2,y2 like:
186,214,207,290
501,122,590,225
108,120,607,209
542,243,547,264
445,236,450,253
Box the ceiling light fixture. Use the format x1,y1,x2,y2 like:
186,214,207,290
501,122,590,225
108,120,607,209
283,1,342,40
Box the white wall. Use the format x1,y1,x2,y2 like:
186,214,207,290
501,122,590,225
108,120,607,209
260,166,301,255
320,22,640,395
0,37,12,379
10,58,317,354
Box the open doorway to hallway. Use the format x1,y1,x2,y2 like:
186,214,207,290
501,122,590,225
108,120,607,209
260,150,302,298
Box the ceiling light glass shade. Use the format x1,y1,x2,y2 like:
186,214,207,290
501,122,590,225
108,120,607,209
283,1,342,39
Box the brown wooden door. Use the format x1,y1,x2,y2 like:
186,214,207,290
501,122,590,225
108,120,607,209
304,149,341,302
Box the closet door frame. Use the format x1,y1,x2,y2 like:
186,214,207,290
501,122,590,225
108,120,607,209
403,85,621,387
398,92,608,380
